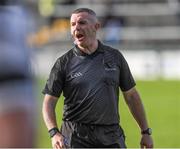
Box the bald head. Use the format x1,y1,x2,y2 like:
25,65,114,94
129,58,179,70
71,8,98,23
72,8,96,16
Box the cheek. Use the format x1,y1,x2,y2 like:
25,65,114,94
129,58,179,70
85,26,93,34
70,28,74,35
85,28,95,37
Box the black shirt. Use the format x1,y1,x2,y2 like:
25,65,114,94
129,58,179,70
43,41,136,125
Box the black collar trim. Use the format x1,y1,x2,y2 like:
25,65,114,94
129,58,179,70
73,40,104,56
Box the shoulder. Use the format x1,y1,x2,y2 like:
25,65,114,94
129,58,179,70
101,42,125,60
55,47,75,66
54,48,75,69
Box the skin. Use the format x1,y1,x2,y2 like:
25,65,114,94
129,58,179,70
70,12,100,54
42,95,65,148
123,87,153,148
0,109,36,147
42,11,153,149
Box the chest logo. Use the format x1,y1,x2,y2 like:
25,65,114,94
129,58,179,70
71,72,83,79
104,67,117,71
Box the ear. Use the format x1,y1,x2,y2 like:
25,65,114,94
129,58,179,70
95,22,101,30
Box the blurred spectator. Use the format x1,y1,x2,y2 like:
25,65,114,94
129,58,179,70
104,14,124,44
103,14,125,45
0,1,37,148
167,0,180,24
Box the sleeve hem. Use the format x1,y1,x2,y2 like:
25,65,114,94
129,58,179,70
121,83,136,92
42,90,60,98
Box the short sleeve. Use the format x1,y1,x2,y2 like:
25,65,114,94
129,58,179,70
117,51,136,91
42,58,65,97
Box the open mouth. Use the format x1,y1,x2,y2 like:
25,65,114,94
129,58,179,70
76,33,84,41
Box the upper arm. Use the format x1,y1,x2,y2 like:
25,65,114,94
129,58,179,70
44,94,58,100
43,94,59,109
123,87,141,104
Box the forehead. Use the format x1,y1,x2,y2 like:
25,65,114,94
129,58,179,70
70,12,92,22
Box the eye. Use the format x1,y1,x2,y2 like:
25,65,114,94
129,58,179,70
79,20,87,25
71,22,76,26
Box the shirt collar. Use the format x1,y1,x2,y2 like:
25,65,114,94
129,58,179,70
74,40,104,56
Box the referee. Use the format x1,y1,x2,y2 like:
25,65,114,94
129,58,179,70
42,8,153,148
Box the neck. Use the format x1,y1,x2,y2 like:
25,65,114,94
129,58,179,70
78,40,98,55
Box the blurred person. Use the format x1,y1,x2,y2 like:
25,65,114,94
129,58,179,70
0,0,37,147
103,14,124,45
42,8,153,148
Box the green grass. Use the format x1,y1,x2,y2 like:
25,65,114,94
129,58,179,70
36,79,180,148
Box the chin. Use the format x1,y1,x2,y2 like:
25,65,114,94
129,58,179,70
76,41,86,46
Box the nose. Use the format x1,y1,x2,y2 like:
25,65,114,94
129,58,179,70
74,23,80,30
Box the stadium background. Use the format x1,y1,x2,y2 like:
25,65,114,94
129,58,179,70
15,0,180,148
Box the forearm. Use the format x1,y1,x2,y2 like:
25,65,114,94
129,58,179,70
123,88,153,148
124,88,149,130
128,96,148,130
42,95,59,130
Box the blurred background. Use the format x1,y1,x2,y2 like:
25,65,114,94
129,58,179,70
31,0,180,80
0,0,180,148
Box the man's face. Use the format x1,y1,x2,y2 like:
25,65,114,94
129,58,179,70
70,12,98,47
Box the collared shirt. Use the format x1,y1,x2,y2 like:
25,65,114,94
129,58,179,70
43,41,136,125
